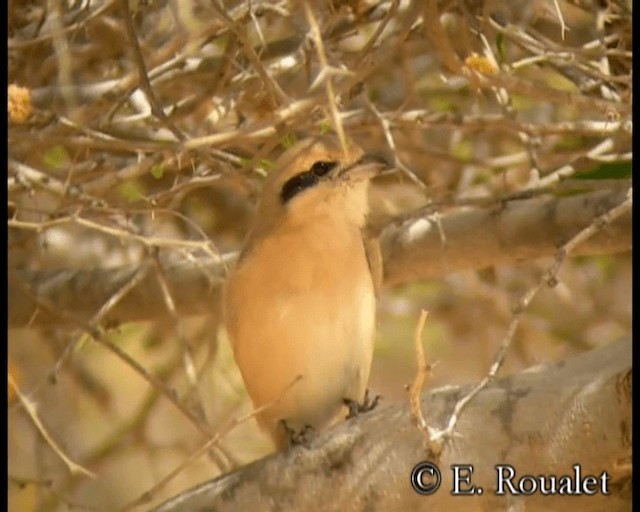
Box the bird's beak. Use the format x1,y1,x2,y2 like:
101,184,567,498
342,154,391,180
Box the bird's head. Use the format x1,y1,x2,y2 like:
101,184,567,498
250,136,388,238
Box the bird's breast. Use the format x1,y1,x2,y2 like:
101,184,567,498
224,218,376,436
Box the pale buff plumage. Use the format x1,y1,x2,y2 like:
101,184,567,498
224,137,383,450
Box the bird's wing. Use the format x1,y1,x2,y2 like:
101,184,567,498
362,232,383,297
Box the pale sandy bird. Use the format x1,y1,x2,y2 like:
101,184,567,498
224,136,385,450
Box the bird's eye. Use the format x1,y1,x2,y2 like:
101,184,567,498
310,161,337,176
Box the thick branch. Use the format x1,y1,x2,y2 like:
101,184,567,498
8,187,630,328
8,259,227,329
381,185,631,286
150,338,631,512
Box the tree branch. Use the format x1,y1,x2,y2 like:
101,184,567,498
149,338,631,512
8,186,630,328
380,184,631,287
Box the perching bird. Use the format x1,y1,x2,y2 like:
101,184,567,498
224,136,385,450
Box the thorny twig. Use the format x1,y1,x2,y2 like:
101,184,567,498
426,188,632,451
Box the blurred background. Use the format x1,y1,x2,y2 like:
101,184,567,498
8,0,631,510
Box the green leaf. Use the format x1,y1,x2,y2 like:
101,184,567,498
42,145,70,170
452,138,473,162
553,134,586,151
150,164,165,179
280,133,297,149
319,121,332,135
496,33,507,64
259,159,274,171
429,96,458,113
575,161,632,180
215,33,229,49
119,181,146,202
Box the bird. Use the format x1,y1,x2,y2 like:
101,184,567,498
223,136,386,450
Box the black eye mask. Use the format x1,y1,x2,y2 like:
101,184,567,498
280,161,337,204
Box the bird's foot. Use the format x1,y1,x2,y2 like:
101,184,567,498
344,389,381,419
281,420,316,448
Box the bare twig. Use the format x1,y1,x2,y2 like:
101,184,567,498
8,373,95,478
119,0,186,141
120,374,302,511
9,215,219,260
409,310,435,447
303,1,350,154
365,96,429,194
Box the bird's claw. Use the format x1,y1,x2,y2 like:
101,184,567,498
344,389,381,419
281,420,315,448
